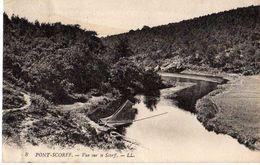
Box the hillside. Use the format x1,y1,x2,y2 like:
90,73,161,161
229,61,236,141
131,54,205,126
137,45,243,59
3,13,162,148
103,6,260,75
3,13,162,104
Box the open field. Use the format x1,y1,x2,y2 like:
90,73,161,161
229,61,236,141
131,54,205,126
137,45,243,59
196,74,260,150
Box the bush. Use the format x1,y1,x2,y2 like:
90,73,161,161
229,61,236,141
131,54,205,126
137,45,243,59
31,94,52,110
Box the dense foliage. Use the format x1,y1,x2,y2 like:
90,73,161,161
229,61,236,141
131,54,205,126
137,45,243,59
3,13,162,104
104,6,260,75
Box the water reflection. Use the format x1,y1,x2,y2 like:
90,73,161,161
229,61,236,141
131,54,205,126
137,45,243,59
115,74,224,135
143,95,160,111
122,74,260,162
174,81,217,113
126,94,260,162
162,76,218,113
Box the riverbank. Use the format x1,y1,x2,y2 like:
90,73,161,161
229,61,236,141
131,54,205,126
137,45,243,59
125,86,260,162
3,70,260,152
196,74,260,150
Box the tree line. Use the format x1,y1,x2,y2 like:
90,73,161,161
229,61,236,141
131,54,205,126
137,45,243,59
3,13,162,104
104,6,260,75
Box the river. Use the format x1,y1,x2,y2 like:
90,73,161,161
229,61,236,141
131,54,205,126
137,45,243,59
123,73,260,162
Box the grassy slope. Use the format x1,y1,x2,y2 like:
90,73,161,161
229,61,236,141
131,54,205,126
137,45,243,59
196,74,260,150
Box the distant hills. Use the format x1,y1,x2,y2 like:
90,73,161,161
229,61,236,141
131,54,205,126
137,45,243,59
103,6,260,75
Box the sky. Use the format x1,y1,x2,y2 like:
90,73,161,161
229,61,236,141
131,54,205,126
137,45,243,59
4,0,260,36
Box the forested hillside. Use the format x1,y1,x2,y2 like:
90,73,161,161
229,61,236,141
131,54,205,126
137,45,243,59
3,13,161,104
104,6,260,75
3,13,163,148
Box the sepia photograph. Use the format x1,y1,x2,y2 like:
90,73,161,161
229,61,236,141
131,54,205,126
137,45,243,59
2,0,260,163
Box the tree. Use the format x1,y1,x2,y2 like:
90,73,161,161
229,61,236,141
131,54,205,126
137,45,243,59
114,38,133,61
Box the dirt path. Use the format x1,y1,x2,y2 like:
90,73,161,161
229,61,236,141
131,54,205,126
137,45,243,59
2,92,33,145
57,96,106,112
159,72,224,83
3,92,31,113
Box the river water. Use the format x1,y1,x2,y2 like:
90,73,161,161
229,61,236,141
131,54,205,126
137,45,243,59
124,73,260,162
